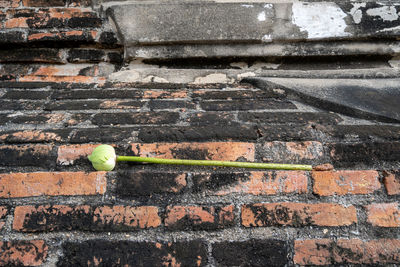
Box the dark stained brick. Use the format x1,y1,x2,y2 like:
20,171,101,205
192,89,285,99
92,112,179,126
28,30,96,43
67,48,105,63
186,112,237,126
0,100,44,110
238,112,342,125
0,144,55,167
213,240,289,267
0,48,63,63
200,99,296,111
44,100,143,110
117,171,187,197
148,100,196,110
0,31,26,43
138,126,259,142
51,89,143,100
330,125,400,141
329,142,400,167
0,240,48,266
258,125,320,141
58,240,207,267
2,89,51,100
69,127,134,143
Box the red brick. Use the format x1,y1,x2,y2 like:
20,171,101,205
194,171,307,195
165,205,234,230
0,172,106,198
241,203,357,227
0,130,64,143
28,30,97,42
366,203,400,227
0,240,47,266
0,206,8,230
312,170,380,196
22,0,65,6
142,90,188,99
13,205,161,232
131,142,255,161
294,239,400,265
57,144,100,165
19,75,105,84
259,141,324,163
383,171,400,195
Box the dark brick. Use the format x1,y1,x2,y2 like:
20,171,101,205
0,113,64,124
0,48,63,63
0,31,26,44
45,100,143,110
329,142,400,167
192,89,285,99
238,112,342,125
0,144,55,167
58,240,207,267
192,172,250,193
66,16,101,28
69,127,134,143
117,171,187,197
200,99,296,111
138,126,259,142
258,125,320,141
148,100,196,110
98,31,119,45
22,0,65,6
28,30,96,43
213,240,289,267
0,129,70,143
186,112,237,126
2,89,51,100
92,112,179,126
51,89,143,99
330,125,400,141
106,51,123,63
0,240,48,266
67,48,105,63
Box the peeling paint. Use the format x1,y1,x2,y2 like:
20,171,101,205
257,11,266,22
262,34,272,42
292,2,350,39
350,3,366,24
366,6,399,22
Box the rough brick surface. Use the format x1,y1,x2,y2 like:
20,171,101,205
366,203,400,227
0,144,54,167
58,240,207,266
0,206,8,230
131,142,255,161
213,240,288,267
165,205,234,230
242,203,357,227
312,170,380,196
294,239,400,265
13,205,161,232
0,172,106,198
57,144,100,165
0,240,48,266
383,171,400,195
192,171,307,195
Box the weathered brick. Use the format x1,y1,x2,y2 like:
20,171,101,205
28,30,96,42
131,142,255,161
366,203,400,227
165,205,234,230
186,112,237,126
258,141,324,164
329,142,400,167
0,144,54,167
69,127,134,143
312,170,380,196
193,171,307,195
45,100,143,110
92,112,179,126
138,125,259,142
242,203,357,227
213,240,288,267
0,48,63,63
0,240,47,266
58,240,207,266
294,239,400,265
57,144,100,165
192,89,284,100
67,48,105,63
239,112,342,125
19,75,104,84
117,171,187,197
0,129,70,143
148,100,196,110
0,99,44,110
51,89,143,99
331,125,400,141
383,171,400,195
2,89,51,99
13,205,161,232
22,0,64,6
0,0,20,8
0,113,65,124
258,125,320,141
0,30,26,43
200,99,296,111
0,172,106,198
143,89,188,99
0,206,8,230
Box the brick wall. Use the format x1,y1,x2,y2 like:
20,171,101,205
1,0,400,266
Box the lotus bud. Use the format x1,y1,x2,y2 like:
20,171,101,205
88,145,116,171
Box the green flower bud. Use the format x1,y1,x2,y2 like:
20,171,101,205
88,145,116,171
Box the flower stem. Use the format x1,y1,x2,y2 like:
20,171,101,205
116,156,312,171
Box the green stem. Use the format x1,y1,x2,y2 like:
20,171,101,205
116,156,312,171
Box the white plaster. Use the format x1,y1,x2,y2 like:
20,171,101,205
237,72,256,80
262,34,272,42
292,2,350,39
258,11,266,21
241,4,253,8
366,6,398,21
350,3,366,24
378,25,400,33
193,73,234,84
264,4,273,9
